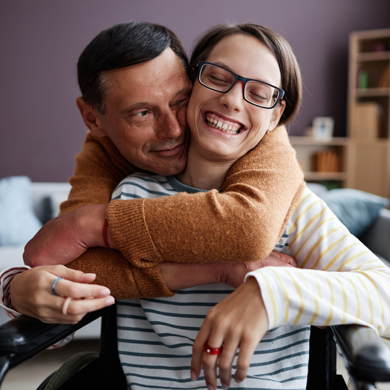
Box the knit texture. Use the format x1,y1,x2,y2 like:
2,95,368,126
63,126,304,299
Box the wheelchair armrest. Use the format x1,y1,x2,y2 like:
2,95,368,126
0,307,110,385
331,324,390,382
0,309,106,355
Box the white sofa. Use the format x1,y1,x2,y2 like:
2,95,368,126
0,182,101,338
1,182,71,268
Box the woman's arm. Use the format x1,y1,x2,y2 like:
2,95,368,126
249,188,390,334
191,188,390,388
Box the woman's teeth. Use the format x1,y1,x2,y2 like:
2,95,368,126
205,116,241,134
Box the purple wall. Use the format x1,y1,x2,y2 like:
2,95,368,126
1,0,389,182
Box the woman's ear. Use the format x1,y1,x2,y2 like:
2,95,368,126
268,100,286,132
76,97,107,137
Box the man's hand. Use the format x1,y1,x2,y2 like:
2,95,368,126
158,251,297,291
23,204,114,267
221,251,297,288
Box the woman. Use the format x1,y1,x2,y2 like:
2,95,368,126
104,23,389,390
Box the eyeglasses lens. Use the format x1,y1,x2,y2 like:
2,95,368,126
199,64,280,108
200,64,234,92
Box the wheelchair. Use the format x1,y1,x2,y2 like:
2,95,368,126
0,303,390,390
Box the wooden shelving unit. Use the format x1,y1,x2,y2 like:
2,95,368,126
290,29,390,197
347,28,390,198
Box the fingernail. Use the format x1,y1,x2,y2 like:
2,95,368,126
105,296,115,306
221,383,229,389
85,273,96,277
100,288,111,297
207,385,214,390
190,370,197,380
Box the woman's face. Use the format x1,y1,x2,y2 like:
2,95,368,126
186,33,285,163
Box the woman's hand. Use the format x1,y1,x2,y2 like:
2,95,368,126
10,265,115,324
191,277,268,389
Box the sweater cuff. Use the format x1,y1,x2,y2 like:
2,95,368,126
107,199,163,268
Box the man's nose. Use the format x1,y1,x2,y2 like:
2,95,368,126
155,109,183,139
219,81,245,112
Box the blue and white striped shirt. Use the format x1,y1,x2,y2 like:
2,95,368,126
112,173,390,389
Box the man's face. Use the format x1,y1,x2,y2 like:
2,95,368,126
93,48,191,175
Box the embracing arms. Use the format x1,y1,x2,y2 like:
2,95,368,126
24,126,304,298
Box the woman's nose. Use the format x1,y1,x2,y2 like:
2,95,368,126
219,80,245,112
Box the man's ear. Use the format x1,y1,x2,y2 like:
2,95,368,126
76,97,107,137
268,100,286,132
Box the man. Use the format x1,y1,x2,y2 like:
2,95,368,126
4,21,303,322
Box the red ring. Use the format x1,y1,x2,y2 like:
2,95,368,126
204,343,223,355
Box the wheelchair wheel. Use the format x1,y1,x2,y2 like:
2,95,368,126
42,352,99,390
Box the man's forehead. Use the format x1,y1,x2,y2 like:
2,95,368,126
107,48,189,89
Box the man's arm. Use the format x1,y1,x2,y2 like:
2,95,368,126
109,126,304,267
159,251,297,291
60,131,137,212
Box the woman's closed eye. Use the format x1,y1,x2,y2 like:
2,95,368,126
209,74,231,86
248,90,268,102
246,84,272,103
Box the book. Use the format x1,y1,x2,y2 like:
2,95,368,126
350,102,381,139
314,149,339,173
378,65,389,89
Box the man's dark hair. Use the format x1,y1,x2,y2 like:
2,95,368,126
77,21,188,113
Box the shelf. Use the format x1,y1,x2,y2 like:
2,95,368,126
303,172,347,181
354,88,390,97
289,136,349,146
357,51,390,62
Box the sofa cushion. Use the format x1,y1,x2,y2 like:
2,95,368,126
320,189,389,237
0,176,42,246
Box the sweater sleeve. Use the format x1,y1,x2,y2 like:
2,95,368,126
107,126,305,266
246,188,390,338
62,133,174,299
65,126,304,299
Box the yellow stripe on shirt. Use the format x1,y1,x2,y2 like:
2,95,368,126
288,199,322,234
312,234,349,270
293,217,336,261
288,208,328,248
269,268,290,324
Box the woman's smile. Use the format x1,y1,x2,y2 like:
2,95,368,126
203,111,246,136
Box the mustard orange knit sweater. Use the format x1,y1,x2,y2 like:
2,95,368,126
63,126,305,299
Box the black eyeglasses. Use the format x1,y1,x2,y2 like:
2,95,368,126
196,61,285,109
